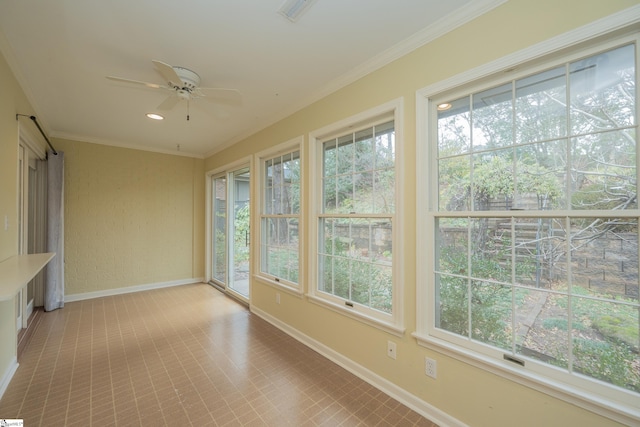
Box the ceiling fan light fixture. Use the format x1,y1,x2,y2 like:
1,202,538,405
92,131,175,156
278,0,317,22
146,113,164,120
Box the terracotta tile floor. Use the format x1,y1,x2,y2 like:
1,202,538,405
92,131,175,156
0,283,438,426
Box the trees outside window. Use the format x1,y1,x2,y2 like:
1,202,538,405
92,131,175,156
420,39,639,416
319,120,395,315
259,148,301,288
310,100,404,332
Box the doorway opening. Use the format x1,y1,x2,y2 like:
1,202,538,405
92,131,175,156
209,163,251,303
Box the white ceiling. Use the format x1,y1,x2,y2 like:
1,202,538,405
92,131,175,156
0,0,497,157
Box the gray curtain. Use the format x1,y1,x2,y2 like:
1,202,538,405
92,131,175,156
45,151,64,311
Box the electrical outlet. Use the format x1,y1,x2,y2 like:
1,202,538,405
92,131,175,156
387,341,397,360
425,357,437,378
276,292,281,304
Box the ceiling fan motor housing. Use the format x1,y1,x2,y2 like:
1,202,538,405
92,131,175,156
173,67,201,90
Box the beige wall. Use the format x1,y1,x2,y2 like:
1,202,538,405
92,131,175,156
53,138,205,296
204,1,639,426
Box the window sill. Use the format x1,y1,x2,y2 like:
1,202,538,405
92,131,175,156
307,293,405,337
253,274,304,298
412,332,640,426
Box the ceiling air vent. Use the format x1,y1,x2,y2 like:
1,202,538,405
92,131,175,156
278,0,318,22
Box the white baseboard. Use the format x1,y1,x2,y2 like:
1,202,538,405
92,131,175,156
250,306,467,427
26,299,33,321
64,277,204,302
0,357,18,400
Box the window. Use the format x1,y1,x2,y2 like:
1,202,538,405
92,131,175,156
257,139,302,291
417,36,639,422
310,99,404,334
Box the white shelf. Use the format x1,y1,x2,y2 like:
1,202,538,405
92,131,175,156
0,253,55,301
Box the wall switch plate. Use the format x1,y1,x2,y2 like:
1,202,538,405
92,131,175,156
276,292,281,304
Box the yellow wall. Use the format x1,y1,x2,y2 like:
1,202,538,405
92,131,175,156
53,138,205,296
204,1,639,426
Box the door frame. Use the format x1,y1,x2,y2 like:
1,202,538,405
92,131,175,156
205,156,253,305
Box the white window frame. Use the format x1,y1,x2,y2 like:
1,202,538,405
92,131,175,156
254,136,304,296
309,98,405,336
205,156,253,299
415,14,640,425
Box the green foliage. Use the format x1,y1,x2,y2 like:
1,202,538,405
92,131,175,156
234,204,250,263
572,339,640,392
322,237,392,314
592,315,639,351
266,248,298,283
542,318,586,331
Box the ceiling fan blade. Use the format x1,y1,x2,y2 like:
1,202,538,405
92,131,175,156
152,60,183,87
196,87,242,106
157,94,181,111
106,75,164,89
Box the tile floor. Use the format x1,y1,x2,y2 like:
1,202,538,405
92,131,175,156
0,283,438,426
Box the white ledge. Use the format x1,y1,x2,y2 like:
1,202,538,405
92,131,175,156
0,253,55,301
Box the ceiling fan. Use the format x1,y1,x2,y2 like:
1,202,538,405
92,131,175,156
106,60,241,120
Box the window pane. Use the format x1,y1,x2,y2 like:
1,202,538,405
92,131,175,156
515,141,567,210
471,280,512,351
263,217,299,281
515,66,567,144
570,44,635,136
438,96,471,157
289,154,301,215
319,217,392,311
336,175,354,214
436,217,469,275
438,155,471,211
355,130,374,173
516,290,570,369
514,217,568,293
354,172,373,211
435,273,469,336
373,169,394,213
371,264,392,314
212,177,227,284
473,83,513,150
337,135,354,174
351,260,371,305
470,217,511,283
323,176,337,213
571,130,637,211
324,141,337,177
472,149,514,211
374,127,395,170
572,297,640,392
570,218,638,302
264,158,274,214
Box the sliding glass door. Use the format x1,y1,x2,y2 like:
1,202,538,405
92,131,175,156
210,165,250,300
